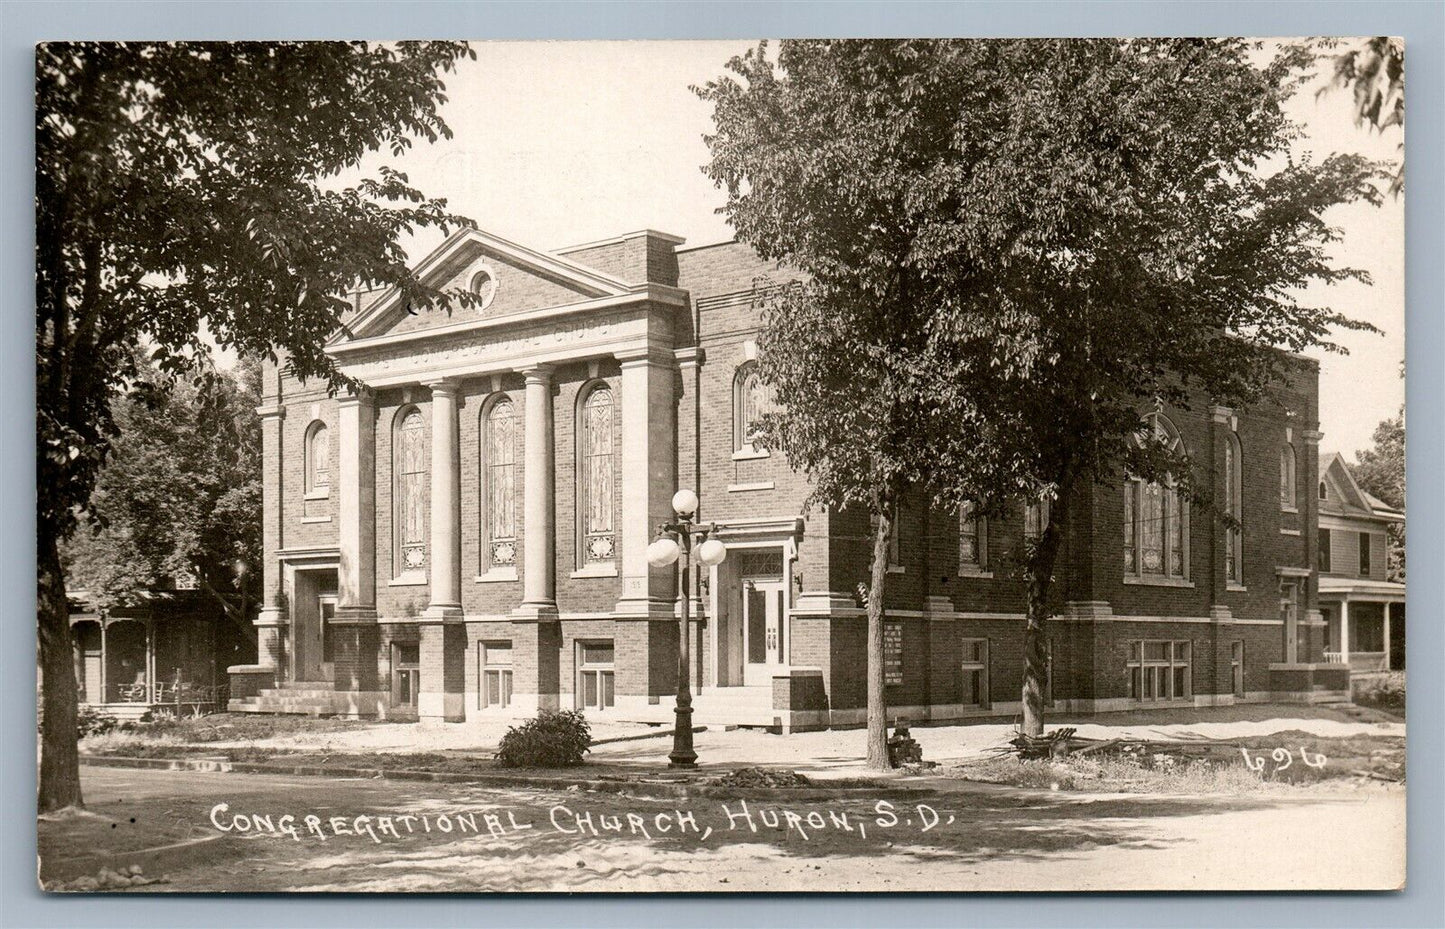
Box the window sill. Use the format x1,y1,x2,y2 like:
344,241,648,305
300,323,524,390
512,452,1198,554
731,446,771,462
570,565,619,579
727,481,775,493
475,569,518,584
303,489,331,502
886,565,905,575
300,515,332,524
1280,528,1302,537
1122,576,1194,588
1281,505,1299,515
388,573,428,587
957,569,994,580
1226,583,1248,593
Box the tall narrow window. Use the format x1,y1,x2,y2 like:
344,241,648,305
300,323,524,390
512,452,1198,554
580,385,615,564
1317,528,1332,573
1279,444,1298,510
1123,413,1189,580
1359,531,1372,576
1024,498,1050,540
959,502,988,571
304,421,330,496
1224,433,1243,584
483,397,518,570
479,641,513,709
734,361,776,454
396,408,427,573
960,638,990,707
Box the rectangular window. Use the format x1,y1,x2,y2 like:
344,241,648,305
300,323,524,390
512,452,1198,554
1126,640,1191,702
479,641,514,709
1317,528,1332,573
1024,499,1050,541
1231,641,1245,698
1359,532,1372,576
960,638,990,707
884,620,904,685
391,642,420,708
577,641,615,711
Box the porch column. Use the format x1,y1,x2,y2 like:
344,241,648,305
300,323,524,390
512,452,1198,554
255,402,287,677
145,617,155,704
99,616,108,704
615,348,676,617
516,365,557,617
424,380,462,613
1339,599,1351,664
1382,602,1392,670
336,389,377,619
419,379,463,724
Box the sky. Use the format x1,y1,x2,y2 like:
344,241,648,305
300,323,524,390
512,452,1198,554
343,39,1405,460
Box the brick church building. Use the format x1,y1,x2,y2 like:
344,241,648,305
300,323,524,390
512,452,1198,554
228,227,1347,729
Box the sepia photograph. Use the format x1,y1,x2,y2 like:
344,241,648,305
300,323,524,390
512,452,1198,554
31,30,1412,897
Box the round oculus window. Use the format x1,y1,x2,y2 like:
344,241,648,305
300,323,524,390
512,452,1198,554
470,268,498,311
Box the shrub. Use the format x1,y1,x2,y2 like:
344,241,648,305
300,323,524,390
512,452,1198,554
76,704,120,739
495,710,592,768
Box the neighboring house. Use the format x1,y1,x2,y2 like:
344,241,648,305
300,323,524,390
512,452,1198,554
1316,453,1406,672
230,227,1341,730
71,586,256,720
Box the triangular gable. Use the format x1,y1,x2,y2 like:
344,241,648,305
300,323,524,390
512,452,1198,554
1320,452,1373,513
332,227,632,345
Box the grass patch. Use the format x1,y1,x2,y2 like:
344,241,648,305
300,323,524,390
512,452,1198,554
949,731,1405,794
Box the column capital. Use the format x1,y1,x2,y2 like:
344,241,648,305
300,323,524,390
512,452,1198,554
336,387,375,409
522,363,555,386
1209,404,1236,426
674,346,704,368
615,346,676,368
255,404,285,420
423,378,462,396
1302,429,1324,445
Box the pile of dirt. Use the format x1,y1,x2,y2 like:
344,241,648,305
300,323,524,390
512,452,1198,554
709,767,812,788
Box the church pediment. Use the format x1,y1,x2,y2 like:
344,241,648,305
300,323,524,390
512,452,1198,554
333,228,632,345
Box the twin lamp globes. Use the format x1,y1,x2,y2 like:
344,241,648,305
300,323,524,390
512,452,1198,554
645,489,728,569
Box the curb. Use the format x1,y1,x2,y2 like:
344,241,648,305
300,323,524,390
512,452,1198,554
80,754,933,801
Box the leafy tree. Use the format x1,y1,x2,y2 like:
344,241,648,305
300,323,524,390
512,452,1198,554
698,39,1381,741
1351,408,1405,581
37,41,477,812
1320,37,1404,196
63,355,264,636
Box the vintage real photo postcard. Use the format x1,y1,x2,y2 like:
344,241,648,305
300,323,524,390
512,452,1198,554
36,37,1406,892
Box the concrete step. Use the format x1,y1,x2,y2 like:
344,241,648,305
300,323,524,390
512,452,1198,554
277,680,337,691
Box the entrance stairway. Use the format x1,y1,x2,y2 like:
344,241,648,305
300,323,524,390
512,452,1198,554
227,680,340,717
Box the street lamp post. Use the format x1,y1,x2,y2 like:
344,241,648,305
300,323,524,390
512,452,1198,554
646,488,727,769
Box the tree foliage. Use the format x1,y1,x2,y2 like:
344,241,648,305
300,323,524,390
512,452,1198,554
63,354,263,634
698,39,1381,739
36,40,476,811
1321,37,1404,196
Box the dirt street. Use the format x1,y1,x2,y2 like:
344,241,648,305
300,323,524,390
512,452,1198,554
40,765,1404,893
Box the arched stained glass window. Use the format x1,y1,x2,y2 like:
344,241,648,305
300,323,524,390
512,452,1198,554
1225,432,1243,584
305,421,330,495
396,408,427,572
1123,413,1189,580
580,386,615,564
734,362,775,453
484,397,517,569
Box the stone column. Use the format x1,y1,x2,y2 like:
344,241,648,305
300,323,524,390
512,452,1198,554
424,380,463,612
420,380,464,723
516,365,557,617
335,389,379,702
1339,599,1351,664
615,348,676,617
336,389,377,619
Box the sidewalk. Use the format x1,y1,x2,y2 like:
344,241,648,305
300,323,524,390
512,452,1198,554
164,702,1403,781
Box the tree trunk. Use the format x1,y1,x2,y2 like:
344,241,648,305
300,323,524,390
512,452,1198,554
38,522,84,812
1021,490,1070,738
864,492,893,770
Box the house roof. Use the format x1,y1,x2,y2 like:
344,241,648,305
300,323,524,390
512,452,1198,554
1318,452,1404,526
